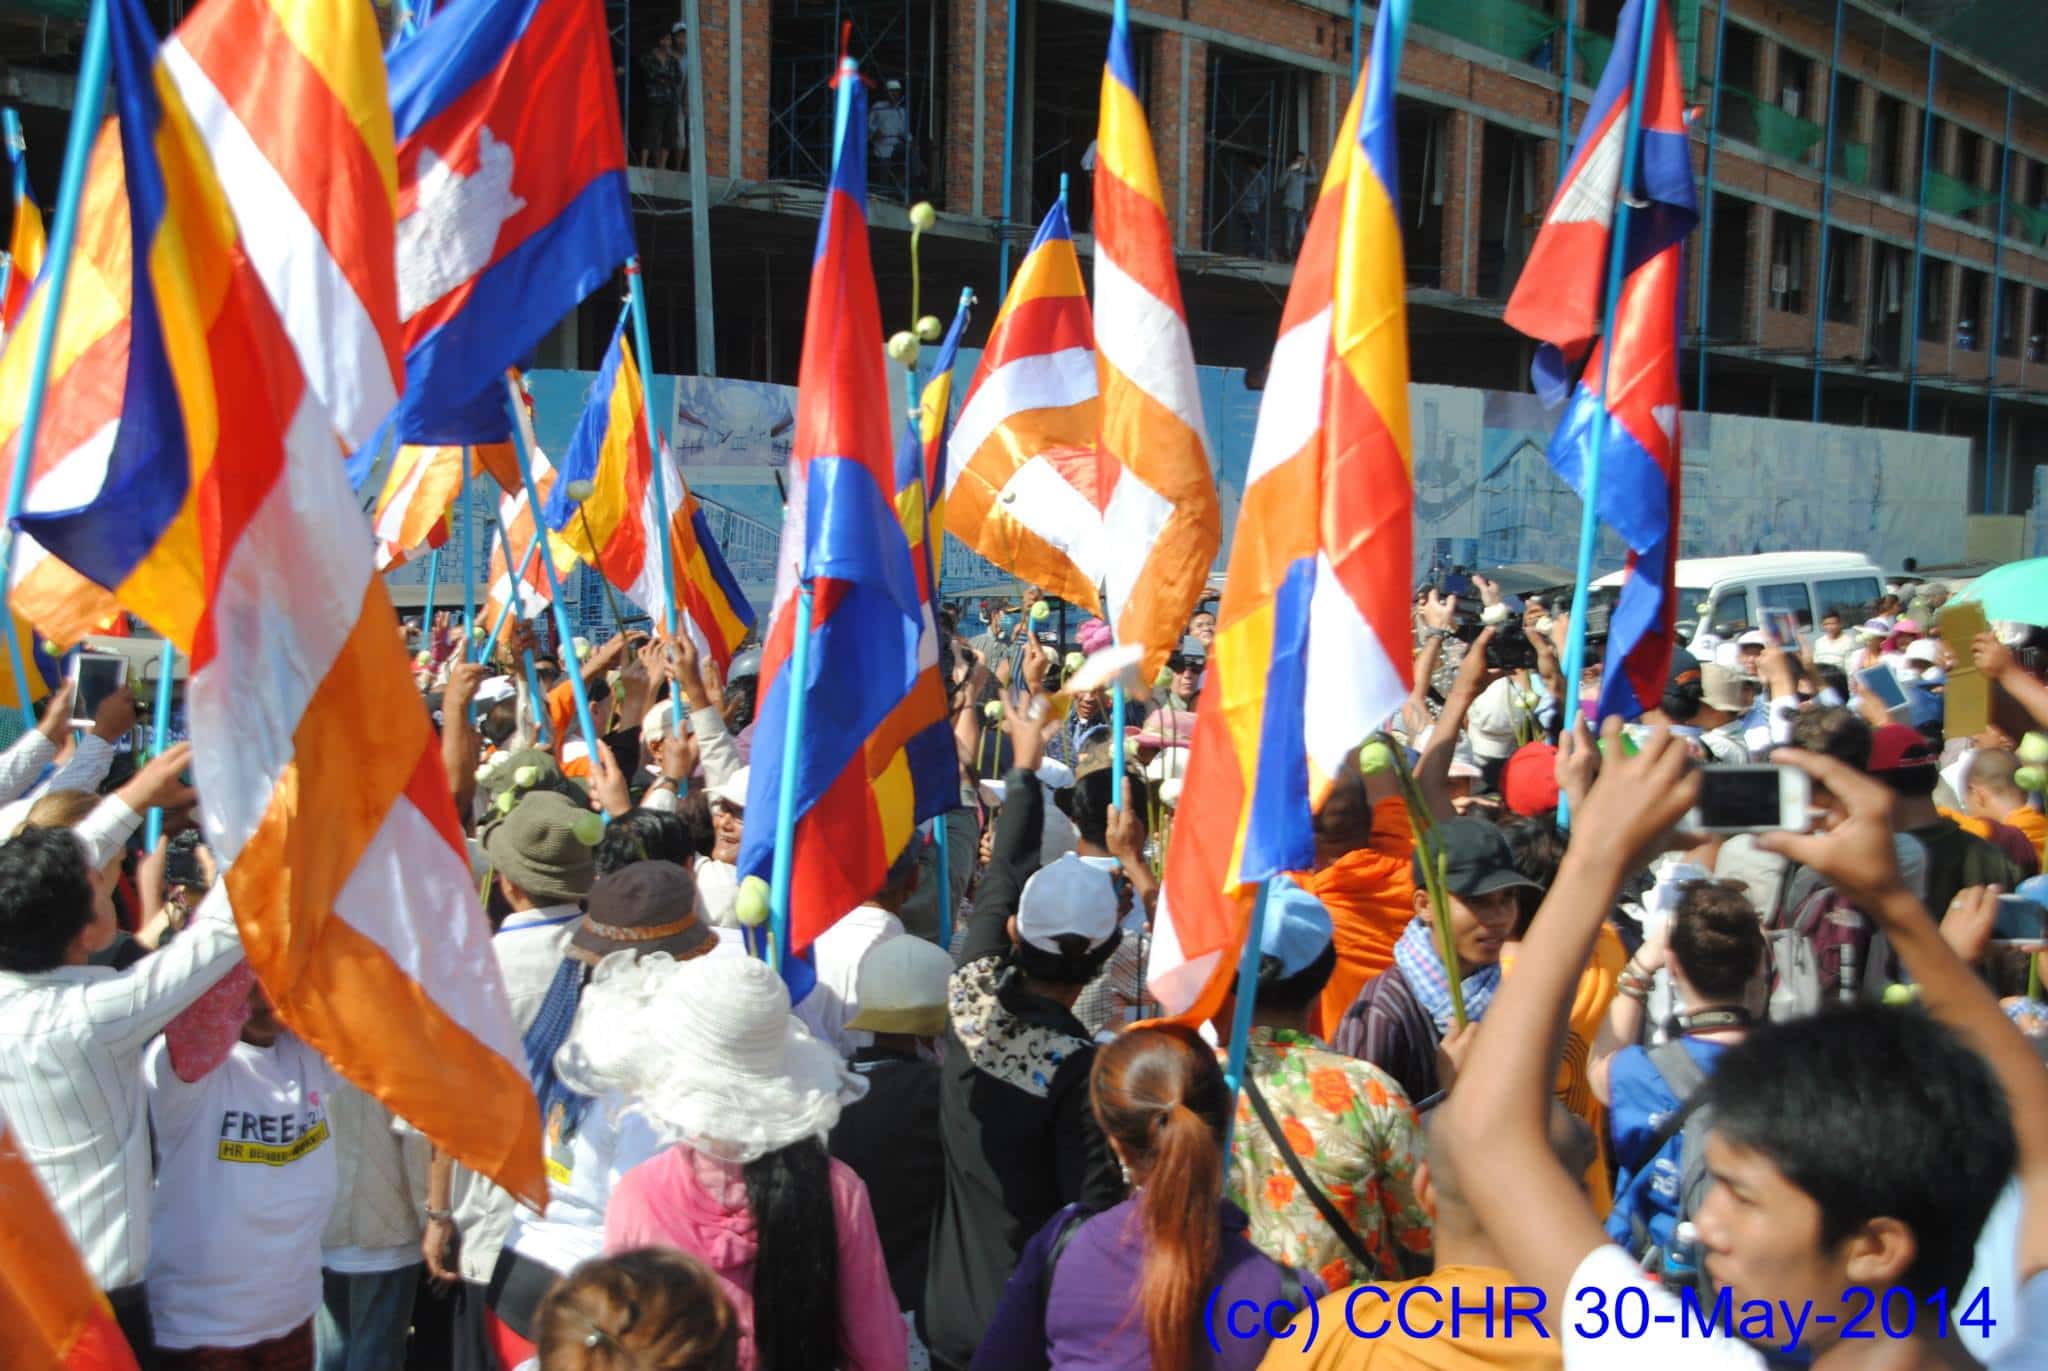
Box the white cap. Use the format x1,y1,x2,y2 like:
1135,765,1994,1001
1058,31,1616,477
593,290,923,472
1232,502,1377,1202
1016,853,1120,953
846,937,953,1035
1737,630,1768,648
475,676,516,707
1904,638,1941,665
641,697,694,744
710,766,749,809
885,79,902,90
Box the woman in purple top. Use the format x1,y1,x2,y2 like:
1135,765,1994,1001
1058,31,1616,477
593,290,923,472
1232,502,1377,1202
971,1026,1323,1371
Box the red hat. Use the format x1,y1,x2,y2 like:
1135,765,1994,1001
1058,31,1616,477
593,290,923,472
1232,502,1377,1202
1502,741,1560,816
1868,723,1938,773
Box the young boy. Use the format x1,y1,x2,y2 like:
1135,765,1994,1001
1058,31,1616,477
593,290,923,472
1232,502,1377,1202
1441,725,2047,1369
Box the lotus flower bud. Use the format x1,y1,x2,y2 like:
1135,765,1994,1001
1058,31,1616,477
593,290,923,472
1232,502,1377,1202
736,875,771,926
983,700,1004,721
886,331,921,366
1030,600,1051,621
565,478,595,504
2016,765,2047,794
514,764,540,791
915,314,943,341
2018,732,2048,766
570,812,605,847
1356,739,1396,776
1481,603,1510,626
908,201,937,232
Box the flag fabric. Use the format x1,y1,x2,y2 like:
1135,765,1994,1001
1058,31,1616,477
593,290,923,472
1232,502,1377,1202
1503,0,1695,407
0,608,67,715
0,1102,138,1371
484,380,576,625
739,61,936,961
639,440,755,671
887,296,972,824
1508,0,1697,719
0,0,543,1206
942,200,1107,611
1148,4,1417,1023
1,137,43,339
544,315,653,592
384,0,635,447
160,0,403,447
1091,1,1220,672
371,442,465,570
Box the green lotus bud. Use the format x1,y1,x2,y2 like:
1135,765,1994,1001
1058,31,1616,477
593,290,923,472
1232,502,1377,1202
1481,603,1510,626
2018,733,2048,766
915,314,943,342
1356,739,1396,776
885,331,921,366
982,700,1003,721
1030,599,1051,621
570,811,605,847
494,791,516,816
565,478,596,504
1882,982,1919,1006
514,764,540,790
908,201,937,232
2016,765,2047,794
472,624,488,639
736,875,771,926
1063,651,1084,676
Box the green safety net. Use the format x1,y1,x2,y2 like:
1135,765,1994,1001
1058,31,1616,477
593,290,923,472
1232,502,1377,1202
1742,92,1824,161
2009,202,2048,246
1417,0,1561,69
1575,31,1613,86
1835,141,1870,185
1568,0,1698,88
1926,168,1998,217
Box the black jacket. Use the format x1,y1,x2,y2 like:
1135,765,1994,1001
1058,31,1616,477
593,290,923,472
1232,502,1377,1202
830,1046,944,1317
919,767,1125,1369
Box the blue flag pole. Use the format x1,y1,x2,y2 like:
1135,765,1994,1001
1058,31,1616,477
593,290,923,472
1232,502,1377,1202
461,451,476,638
0,0,111,730
420,547,441,646
767,582,815,973
1219,878,1274,1176
1557,0,1663,803
0,109,23,314
474,494,543,667
626,261,680,642
142,637,175,849
502,382,603,765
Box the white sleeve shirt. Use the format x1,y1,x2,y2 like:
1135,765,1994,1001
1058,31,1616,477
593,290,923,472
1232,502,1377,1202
0,884,245,1288
1563,1243,1766,1371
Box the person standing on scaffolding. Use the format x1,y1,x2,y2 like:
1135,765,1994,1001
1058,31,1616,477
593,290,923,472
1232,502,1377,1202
637,23,686,171
869,78,911,198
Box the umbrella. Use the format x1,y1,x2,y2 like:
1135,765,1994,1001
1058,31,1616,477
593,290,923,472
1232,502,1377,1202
1954,557,2048,626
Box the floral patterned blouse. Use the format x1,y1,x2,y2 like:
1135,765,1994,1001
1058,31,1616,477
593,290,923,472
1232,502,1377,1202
1224,1026,1433,1292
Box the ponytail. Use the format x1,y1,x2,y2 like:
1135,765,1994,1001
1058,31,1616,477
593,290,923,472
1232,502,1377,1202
1090,1026,1232,1371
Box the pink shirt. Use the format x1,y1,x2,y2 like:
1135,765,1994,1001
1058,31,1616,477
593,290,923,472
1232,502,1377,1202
604,1142,906,1371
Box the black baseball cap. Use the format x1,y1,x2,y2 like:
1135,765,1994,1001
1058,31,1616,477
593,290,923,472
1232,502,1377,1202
1413,817,1542,898
1666,647,1702,688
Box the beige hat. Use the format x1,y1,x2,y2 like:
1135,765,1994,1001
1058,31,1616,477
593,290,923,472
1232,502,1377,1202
846,936,954,1036
1700,663,1752,714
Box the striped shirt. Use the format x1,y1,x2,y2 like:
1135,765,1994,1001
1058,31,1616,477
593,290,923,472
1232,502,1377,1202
0,884,244,1289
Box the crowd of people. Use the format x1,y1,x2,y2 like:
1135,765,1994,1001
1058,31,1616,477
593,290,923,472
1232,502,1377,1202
1,572,2046,1371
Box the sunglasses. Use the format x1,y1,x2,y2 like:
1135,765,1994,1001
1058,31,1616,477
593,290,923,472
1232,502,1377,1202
1168,656,1205,673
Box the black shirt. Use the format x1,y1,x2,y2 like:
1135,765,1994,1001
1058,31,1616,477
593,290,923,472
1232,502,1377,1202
829,1046,943,1316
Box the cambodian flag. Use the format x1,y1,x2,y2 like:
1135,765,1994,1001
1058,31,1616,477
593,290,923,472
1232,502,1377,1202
383,0,635,447
739,60,931,966
1504,0,1696,406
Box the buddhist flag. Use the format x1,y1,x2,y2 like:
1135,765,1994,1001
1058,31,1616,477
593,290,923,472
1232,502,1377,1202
0,1104,139,1370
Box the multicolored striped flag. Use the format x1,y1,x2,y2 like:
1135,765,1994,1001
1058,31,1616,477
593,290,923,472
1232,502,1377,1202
1,0,543,1206
1091,0,1220,672
647,441,756,672
0,1102,138,1370
740,58,940,960
484,382,578,625
1148,3,1417,1023
942,199,1107,611
0,115,42,341
371,443,467,571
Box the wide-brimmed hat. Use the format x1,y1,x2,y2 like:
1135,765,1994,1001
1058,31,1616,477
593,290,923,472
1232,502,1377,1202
556,953,866,1164
571,861,715,963
481,789,601,905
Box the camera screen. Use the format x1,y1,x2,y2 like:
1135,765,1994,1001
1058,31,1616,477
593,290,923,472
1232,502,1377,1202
1696,768,1784,830
71,654,127,724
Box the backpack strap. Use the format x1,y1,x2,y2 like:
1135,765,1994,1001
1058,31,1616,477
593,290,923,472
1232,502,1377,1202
1243,1073,1376,1273
1036,1205,1091,1318
1625,1042,1711,1171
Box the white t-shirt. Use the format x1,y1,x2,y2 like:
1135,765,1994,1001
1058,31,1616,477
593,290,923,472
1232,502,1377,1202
504,1091,663,1277
1563,1244,1766,1370
145,1035,340,1351
799,905,904,1057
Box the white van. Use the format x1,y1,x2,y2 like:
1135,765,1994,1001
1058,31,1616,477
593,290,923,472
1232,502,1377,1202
1589,551,1885,649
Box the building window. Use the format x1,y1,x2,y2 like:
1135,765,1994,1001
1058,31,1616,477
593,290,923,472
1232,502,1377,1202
2030,288,2047,362
1396,99,1447,288
1202,49,1314,262
1872,243,1909,366
1958,268,1987,351
1776,48,1813,123
1769,212,1809,315
1476,123,1543,300
1918,259,1949,345
1997,279,2023,359
1871,93,1906,195
1829,75,1867,183
1822,228,1858,325
1716,26,1760,145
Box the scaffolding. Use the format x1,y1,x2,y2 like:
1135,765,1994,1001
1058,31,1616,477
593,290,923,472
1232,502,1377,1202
1202,50,1311,262
766,0,944,204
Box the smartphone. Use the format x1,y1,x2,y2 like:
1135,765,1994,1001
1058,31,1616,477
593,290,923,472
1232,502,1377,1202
1855,664,1911,720
1992,895,2044,943
164,837,205,890
1762,608,1803,650
1682,764,1813,834
68,651,129,729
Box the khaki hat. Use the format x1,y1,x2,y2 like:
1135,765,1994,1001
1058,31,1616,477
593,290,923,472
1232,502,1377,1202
482,789,601,906
1700,663,1753,713
846,936,954,1035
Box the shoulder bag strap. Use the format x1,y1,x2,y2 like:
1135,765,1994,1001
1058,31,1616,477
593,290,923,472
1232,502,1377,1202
1242,1073,1375,1272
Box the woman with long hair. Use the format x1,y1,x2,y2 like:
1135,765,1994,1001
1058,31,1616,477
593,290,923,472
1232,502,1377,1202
972,1025,1322,1371
590,954,904,1371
